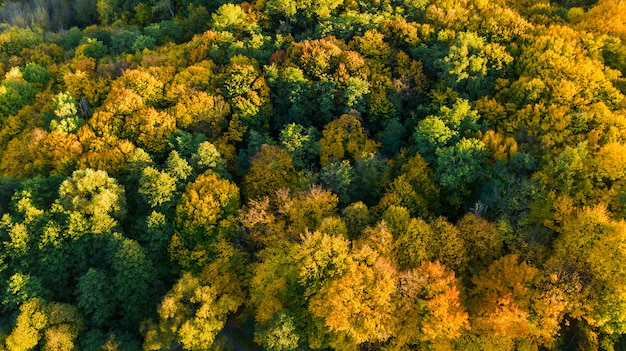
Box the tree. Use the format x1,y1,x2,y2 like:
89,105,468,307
264,0,343,28
435,31,513,99
22,63,50,85
5,298,84,351
393,261,469,348
58,169,126,234
144,246,245,351
254,311,300,351
50,92,83,135
112,69,164,108
377,152,440,218
435,137,489,207
138,167,177,209
171,92,230,136
242,145,296,201
279,123,319,169
551,204,626,337
110,236,157,327
319,114,379,166
170,170,239,270
468,254,564,348
456,213,504,275
191,141,229,178
296,230,351,297
211,4,257,34
76,268,115,328
342,201,370,239
320,160,353,204
249,244,300,325
124,108,176,155
308,245,397,346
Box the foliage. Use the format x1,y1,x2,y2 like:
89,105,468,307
0,0,626,349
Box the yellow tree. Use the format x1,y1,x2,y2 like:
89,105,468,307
123,107,176,155
242,145,297,201
468,254,565,349
309,245,397,347
319,114,379,166
393,261,469,349
551,204,626,339
144,241,246,351
5,298,84,351
170,170,240,270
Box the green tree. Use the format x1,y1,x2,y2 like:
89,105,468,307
265,0,343,29
76,268,114,328
435,138,489,207
21,63,50,85
435,31,513,99
111,235,157,327
138,167,177,209
279,123,319,169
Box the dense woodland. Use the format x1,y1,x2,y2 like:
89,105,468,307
0,0,626,349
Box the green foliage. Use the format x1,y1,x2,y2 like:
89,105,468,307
435,31,513,99
279,123,319,169
435,137,489,206
1,0,626,348
21,63,49,84
80,38,108,59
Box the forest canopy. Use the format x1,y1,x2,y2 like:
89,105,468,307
1,0,626,349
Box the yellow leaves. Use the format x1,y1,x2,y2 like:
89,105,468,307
287,39,343,79
172,171,240,269
150,268,243,351
112,69,165,107
395,262,469,346
103,87,145,116
7,223,29,254
176,170,240,232
125,108,176,154
576,0,626,41
249,245,299,324
594,142,626,181
62,70,109,106
276,186,339,235
171,91,229,134
309,249,397,344
319,114,380,166
467,254,569,346
482,130,518,162
358,222,394,258
6,299,83,351
43,324,75,351
297,230,351,295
